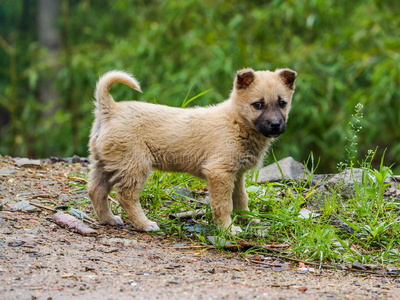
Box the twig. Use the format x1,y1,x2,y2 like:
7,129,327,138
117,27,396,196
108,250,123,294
167,245,213,249
0,174,46,178
108,195,119,205
249,254,400,277
217,265,243,272
170,209,207,220
31,194,59,199
28,201,99,227
28,201,56,212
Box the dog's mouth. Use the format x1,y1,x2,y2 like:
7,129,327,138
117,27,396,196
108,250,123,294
256,125,286,138
265,133,281,138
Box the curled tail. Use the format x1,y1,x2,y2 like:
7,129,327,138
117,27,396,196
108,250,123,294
95,70,142,113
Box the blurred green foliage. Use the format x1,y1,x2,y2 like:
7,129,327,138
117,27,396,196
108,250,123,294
1,0,399,173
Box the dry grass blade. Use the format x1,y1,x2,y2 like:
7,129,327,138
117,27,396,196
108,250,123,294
68,176,87,183
108,195,118,205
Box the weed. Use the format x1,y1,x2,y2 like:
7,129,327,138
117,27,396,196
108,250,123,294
337,103,364,172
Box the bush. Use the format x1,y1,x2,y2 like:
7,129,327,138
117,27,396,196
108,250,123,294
0,0,399,172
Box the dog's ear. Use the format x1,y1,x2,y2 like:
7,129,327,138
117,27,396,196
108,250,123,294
236,68,255,90
276,68,297,90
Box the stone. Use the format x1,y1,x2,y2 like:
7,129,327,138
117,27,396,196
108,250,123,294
352,260,366,270
49,156,90,165
252,157,308,184
297,208,320,219
207,235,231,246
10,201,38,212
329,214,355,235
307,168,365,209
171,186,195,199
0,169,16,175
15,158,43,169
307,190,333,210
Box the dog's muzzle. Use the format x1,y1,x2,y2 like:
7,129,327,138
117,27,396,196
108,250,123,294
256,121,286,138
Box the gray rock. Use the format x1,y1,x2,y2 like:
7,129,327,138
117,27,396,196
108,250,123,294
307,168,365,208
252,157,308,184
10,201,38,212
15,158,43,169
171,186,195,199
307,191,333,210
27,228,42,234
323,167,393,189
329,214,355,235
0,169,16,175
0,197,16,210
311,174,332,186
207,235,232,246
329,168,365,184
298,208,320,219
323,180,356,201
49,155,90,165
352,260,366,270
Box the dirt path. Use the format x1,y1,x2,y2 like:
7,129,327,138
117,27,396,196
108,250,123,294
1,156,399,299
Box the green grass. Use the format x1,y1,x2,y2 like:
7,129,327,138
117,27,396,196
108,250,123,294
68,152,399,268
63,98,399,268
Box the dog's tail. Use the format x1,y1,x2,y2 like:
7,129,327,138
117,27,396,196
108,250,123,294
95,70,142,113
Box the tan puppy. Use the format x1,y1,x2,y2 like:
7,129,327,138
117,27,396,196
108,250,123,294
88,68,297,234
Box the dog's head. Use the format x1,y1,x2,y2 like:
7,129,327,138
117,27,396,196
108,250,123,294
231,68,297,138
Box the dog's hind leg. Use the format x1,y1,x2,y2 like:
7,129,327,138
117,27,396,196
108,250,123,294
232,173,260,224
117,168,159,232
88,163,123,226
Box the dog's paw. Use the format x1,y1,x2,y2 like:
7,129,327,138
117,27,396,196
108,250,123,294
142,221,160,232
230,225,242,236
100,215,124,226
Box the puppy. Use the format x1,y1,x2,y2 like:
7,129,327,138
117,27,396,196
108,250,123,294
88,68,296,234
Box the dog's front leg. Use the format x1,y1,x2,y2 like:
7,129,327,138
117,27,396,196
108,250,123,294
207,170,242,235
233,173,260,225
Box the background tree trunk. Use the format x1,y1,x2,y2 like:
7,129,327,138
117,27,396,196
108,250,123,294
37,0,61,118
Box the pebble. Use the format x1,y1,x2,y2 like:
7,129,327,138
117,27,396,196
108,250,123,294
0,169,16,175
15,158,43,169
352,260,366,270
10,201,38,213
8,241,25,247
298,267,308,272
171,186,195,200
27,228,42,235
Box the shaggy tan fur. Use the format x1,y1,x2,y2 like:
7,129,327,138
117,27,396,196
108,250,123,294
88,68,297,234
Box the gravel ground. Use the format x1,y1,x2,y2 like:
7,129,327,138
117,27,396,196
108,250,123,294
1,156,400,299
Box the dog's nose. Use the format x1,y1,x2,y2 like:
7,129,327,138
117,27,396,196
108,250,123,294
270,121,280,130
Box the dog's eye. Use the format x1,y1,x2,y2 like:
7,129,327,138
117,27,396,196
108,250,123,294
252,101,264,110
278,99,287,109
